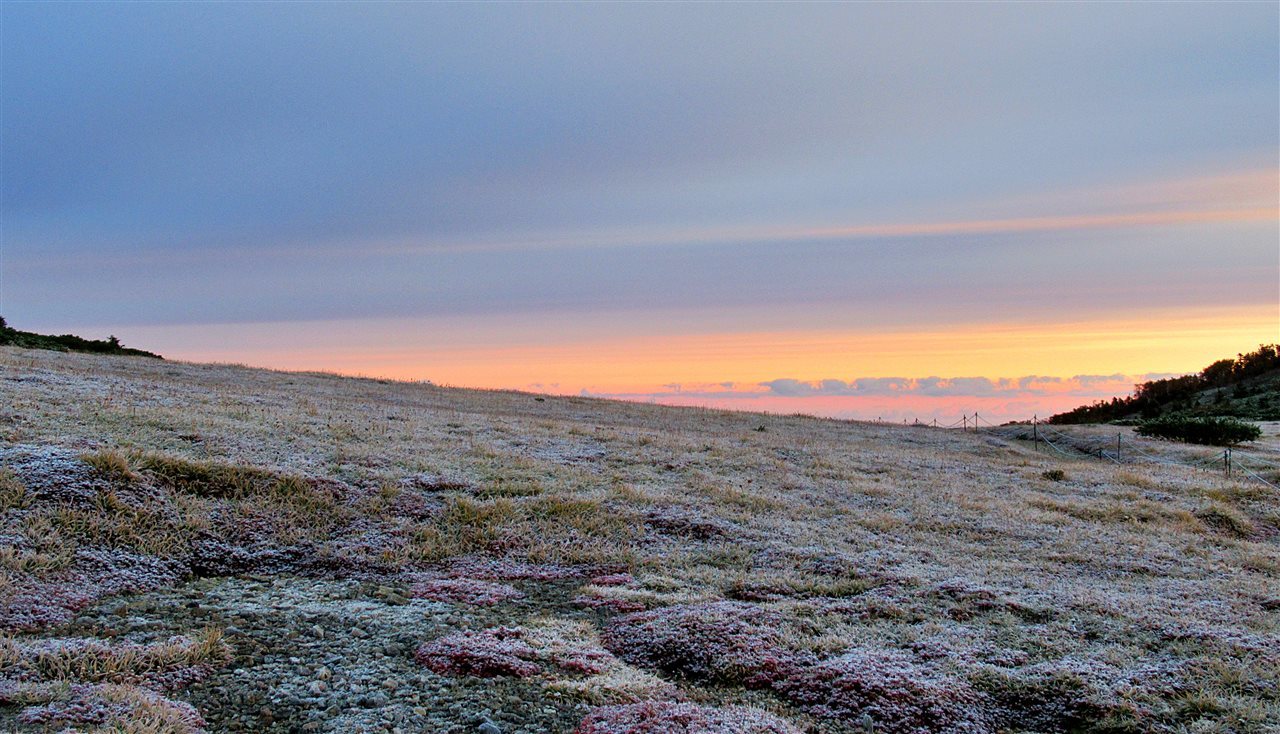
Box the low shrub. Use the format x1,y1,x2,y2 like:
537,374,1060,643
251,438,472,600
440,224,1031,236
590,573,635,586
1136,416,1260,446
131,453,303,499
969,666,1121,733
726,574,871,601
4,628,229,687
441,556,624,582
773,648,990,734
409,577,524,606
645,509,739,540
415,619,635,684
572,594,647,613
1195,503,1254,537
11,682,205,733
574,701,801,734
601,601,808,687
415,627,541,678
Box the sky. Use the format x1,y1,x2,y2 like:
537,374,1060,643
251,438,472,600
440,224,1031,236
2,2,1277,422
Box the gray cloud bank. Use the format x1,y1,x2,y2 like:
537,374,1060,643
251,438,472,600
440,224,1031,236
756,374,1151,398
3,3,1277,331
584,374,1171,402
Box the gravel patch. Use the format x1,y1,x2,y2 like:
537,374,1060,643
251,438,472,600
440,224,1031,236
58,576,595,733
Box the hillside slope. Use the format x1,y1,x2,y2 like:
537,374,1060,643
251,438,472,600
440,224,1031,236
1050,344,1280,424
0,346,1276,733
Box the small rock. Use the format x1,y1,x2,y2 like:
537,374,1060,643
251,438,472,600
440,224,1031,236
371,584,410,605
478,719,502,734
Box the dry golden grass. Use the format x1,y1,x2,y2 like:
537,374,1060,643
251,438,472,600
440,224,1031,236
0,627,227,734
0,467,29,511
21,628,228,684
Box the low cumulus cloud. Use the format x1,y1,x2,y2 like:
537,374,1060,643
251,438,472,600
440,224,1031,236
761,377,918,397
759,374,1148,398
585,371,1193,423
1069,373,1128,388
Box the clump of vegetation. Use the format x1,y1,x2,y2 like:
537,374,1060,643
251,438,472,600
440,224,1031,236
970,666,1123,733
408,577,524,606
407,494,638,566
11,628,229,685
0,629,228,733
775,648,990,733
575,701,800,734
1041,469,1067,481
8,682,207,733
128,453,311,500
726,574,870,601
416,626,542,678
1135,415,1261,446
1030,495,1197,531
601,601,807,686
0,468,29,510
0,315,162,359
1195,502,1255,537
416,620,617,680
437,556,625,582
572,593,647,614
80,449,139,482
644,507,739,540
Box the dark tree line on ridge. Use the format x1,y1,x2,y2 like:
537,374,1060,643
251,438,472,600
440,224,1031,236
0,316,163,359
1049,344,1280,424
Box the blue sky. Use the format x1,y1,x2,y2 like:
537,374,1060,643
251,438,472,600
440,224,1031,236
2,2,1277,419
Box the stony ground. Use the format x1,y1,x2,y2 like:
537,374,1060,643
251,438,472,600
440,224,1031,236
1,347,1277,733
57,575,598,733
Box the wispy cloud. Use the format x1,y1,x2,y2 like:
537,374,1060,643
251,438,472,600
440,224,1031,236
16,178,1275,270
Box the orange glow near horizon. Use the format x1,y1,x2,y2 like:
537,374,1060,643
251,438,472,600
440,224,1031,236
124,302,1278,419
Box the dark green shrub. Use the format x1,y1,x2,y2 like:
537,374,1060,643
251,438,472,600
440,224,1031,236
1136,415,1260,446
0,315,161,358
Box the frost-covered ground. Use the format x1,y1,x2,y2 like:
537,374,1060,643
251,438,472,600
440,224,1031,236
0,347,1276,733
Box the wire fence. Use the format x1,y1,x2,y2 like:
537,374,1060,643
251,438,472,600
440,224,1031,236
873,413,1280,490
